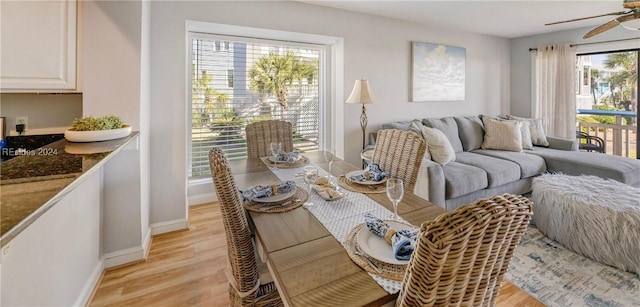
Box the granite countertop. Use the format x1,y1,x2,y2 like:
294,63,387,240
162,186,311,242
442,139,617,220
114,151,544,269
0,132,139,245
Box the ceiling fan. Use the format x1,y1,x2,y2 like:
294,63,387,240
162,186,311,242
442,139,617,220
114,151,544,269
545,0,640,39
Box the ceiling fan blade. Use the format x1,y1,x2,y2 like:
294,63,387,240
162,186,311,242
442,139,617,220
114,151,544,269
545,10,630,26
583,14,636,39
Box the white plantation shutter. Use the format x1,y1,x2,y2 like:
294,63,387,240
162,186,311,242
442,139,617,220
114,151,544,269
189,34,323,178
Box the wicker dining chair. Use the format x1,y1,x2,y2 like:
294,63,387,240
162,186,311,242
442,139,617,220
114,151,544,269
208,147,283,306
396,193,533,307
245,120,294,158
371,129,427,192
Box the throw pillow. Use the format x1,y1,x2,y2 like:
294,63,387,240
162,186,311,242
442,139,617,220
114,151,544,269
422,117,464,152
481,117,523,152
519,120,534,150
421,126,455,165
507,115,550,147
407,120,432,160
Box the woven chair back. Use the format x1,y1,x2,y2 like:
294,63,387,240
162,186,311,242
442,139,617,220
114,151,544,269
372,129,426,191
245,120,294,158
396,193,533,307
208,148,259,299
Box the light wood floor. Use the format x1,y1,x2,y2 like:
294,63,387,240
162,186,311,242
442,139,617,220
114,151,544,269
89,203,544,306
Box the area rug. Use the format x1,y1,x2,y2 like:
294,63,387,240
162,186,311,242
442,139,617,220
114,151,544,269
505,226,640,307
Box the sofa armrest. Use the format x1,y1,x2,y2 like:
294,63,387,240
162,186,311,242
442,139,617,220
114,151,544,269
414,158,446,209
546,136,578,151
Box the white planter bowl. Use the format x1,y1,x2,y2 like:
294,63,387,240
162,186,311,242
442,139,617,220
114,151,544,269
64,125,132,143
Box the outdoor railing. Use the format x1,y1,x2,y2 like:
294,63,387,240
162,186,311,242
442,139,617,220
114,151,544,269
576,109,638,159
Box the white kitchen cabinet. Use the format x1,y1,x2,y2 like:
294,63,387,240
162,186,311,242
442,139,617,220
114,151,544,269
0,0,77,92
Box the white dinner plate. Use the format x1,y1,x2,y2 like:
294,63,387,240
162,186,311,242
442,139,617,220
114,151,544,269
268,155,301,164
252,188,296,203
345,170,388,186
356,220,416,265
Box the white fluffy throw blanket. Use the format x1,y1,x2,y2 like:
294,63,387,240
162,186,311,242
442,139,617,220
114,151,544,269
531,173,640,274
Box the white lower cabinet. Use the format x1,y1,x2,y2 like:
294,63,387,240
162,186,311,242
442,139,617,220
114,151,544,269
0,170,102,306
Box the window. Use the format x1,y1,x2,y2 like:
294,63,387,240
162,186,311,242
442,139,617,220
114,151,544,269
189,33,324,178
226,69,233,88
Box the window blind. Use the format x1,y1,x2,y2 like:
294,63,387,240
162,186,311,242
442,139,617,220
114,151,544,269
190,35,322,178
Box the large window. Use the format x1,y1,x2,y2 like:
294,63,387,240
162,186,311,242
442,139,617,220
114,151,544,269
576,50,638,158
189,34,324,178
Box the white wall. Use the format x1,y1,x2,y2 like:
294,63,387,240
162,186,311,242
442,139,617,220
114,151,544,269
0,93,82,135
510,26,639,118
82,0,150,260
82,1,142,130
139,0,151,252
150,1,511,221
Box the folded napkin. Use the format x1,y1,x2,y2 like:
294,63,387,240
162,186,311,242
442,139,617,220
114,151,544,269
241,180,296,202
364,213,418,261
349,163,388,182
276,150,299,163
311,177,343,200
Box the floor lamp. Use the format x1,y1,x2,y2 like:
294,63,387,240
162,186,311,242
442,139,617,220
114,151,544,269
346,79,374,153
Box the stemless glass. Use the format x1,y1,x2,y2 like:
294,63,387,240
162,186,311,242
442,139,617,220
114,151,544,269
269,142,282,169
323,147,336,181
303,166,318,206
387,178,404,221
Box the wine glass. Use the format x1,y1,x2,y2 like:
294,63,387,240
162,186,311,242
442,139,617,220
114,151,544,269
323,147,336,183
387,178,404,221
303,166,318,206
270,142,282,169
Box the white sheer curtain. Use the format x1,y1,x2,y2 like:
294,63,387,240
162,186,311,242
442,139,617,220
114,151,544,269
533,43,577,139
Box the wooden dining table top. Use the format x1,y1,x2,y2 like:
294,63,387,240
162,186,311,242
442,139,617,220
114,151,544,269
228,151,447,306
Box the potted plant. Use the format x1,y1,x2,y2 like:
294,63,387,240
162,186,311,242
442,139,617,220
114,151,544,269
64,115,132,142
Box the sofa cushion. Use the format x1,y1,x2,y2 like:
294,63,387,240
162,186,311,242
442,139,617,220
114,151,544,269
453,116,484,151
472,149,546,178
455,152,521,188
481,117,523,152
382,121,412,131
528,147,640,186
422,117,464,152
442,162,488,198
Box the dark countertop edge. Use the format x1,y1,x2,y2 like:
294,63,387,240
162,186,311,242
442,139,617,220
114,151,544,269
0,132,140,247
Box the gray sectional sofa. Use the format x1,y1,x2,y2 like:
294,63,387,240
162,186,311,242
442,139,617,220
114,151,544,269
380,116,640,211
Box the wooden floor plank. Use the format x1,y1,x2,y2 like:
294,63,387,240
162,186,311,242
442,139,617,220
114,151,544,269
89,202,542,306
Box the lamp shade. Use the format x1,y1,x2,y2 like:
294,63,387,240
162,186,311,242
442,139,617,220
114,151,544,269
345,79,374,104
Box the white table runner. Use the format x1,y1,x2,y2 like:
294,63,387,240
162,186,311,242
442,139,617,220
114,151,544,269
266,160,405,294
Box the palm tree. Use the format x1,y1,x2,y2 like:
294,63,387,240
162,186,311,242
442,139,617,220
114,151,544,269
604,52,637,110
590,68,600,104
248,51,317,112
192,69,229,127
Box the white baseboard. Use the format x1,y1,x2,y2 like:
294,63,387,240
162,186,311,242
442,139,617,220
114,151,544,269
75,259,104,306
188,192,217,206
150,218,188,235
82,230,152,303
103,246,146,269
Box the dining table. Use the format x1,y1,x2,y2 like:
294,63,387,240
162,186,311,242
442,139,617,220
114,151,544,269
228,151,447,306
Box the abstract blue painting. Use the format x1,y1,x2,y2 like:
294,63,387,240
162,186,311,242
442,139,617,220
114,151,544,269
411,42,466,102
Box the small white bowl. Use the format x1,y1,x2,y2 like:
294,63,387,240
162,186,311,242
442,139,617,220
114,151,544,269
64,125,132,143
